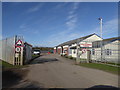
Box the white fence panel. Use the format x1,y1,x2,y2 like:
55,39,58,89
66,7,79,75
0,36,15,64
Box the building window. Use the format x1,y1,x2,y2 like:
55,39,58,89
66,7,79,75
105,49,112,55
91,49,95,55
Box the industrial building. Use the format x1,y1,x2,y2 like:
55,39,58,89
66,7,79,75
54,33,119,63
91,37,120,63
54,33,102,55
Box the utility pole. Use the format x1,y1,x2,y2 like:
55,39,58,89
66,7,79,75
76,38,80,64
98,17,103,62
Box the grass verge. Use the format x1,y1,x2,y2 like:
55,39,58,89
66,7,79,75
79,63,120,75
1,60,28,69
32,54,40,59
106,62,120,66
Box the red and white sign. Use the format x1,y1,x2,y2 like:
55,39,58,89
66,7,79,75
15,39,24,47
80,42,92,47
82,48,87,53
15,47,21,53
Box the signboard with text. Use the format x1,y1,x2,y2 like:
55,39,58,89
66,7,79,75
80,42,92,47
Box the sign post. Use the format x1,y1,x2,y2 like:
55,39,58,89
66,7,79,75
14,39,24,65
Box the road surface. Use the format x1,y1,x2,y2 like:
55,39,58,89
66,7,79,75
12,54,119,88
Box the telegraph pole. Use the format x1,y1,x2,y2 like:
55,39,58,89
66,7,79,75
98,17,103,62
76,38,80,64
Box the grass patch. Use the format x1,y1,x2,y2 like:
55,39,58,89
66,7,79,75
67,56,73,59
32,54,40,59
79,63,120,75
80,58,87,61
1,60,27,69
106,62,120,66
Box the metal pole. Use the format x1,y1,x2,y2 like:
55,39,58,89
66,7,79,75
100,18,102,39
99,18,103,63
76,39,80,64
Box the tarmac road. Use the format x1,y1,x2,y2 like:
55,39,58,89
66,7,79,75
22,54,119,88
9,54,118,90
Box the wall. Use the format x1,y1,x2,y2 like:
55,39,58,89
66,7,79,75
63,45,69,55
72,49,77,57
79,34,102,59
91,40,120,63
68,47,72,56
70,35,102,58
82,34,102,42
23,43,32,64
0,36,16,65
57,46,62,54
54,47,56,54
70,43,77,57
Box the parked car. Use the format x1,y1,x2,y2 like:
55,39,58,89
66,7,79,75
33,49,41,55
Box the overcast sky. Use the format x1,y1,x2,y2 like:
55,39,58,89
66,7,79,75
2,2,118,47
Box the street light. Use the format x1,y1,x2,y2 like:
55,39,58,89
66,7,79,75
98,17,103,62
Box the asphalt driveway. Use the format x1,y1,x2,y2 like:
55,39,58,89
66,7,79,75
22,54,119,88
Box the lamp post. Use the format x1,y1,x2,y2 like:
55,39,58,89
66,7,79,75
98,17,103,62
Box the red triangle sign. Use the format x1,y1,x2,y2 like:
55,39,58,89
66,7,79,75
15,39,23,47
17,40,22,44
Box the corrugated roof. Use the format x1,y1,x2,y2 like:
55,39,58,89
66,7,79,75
103,37,120,42
93,37,120,45
56,33,99,47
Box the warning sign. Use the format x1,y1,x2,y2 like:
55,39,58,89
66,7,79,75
15,39,24,47
82,48,87,53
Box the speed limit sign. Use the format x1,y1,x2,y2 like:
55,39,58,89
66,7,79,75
82,48,87,53
15,47,21,53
